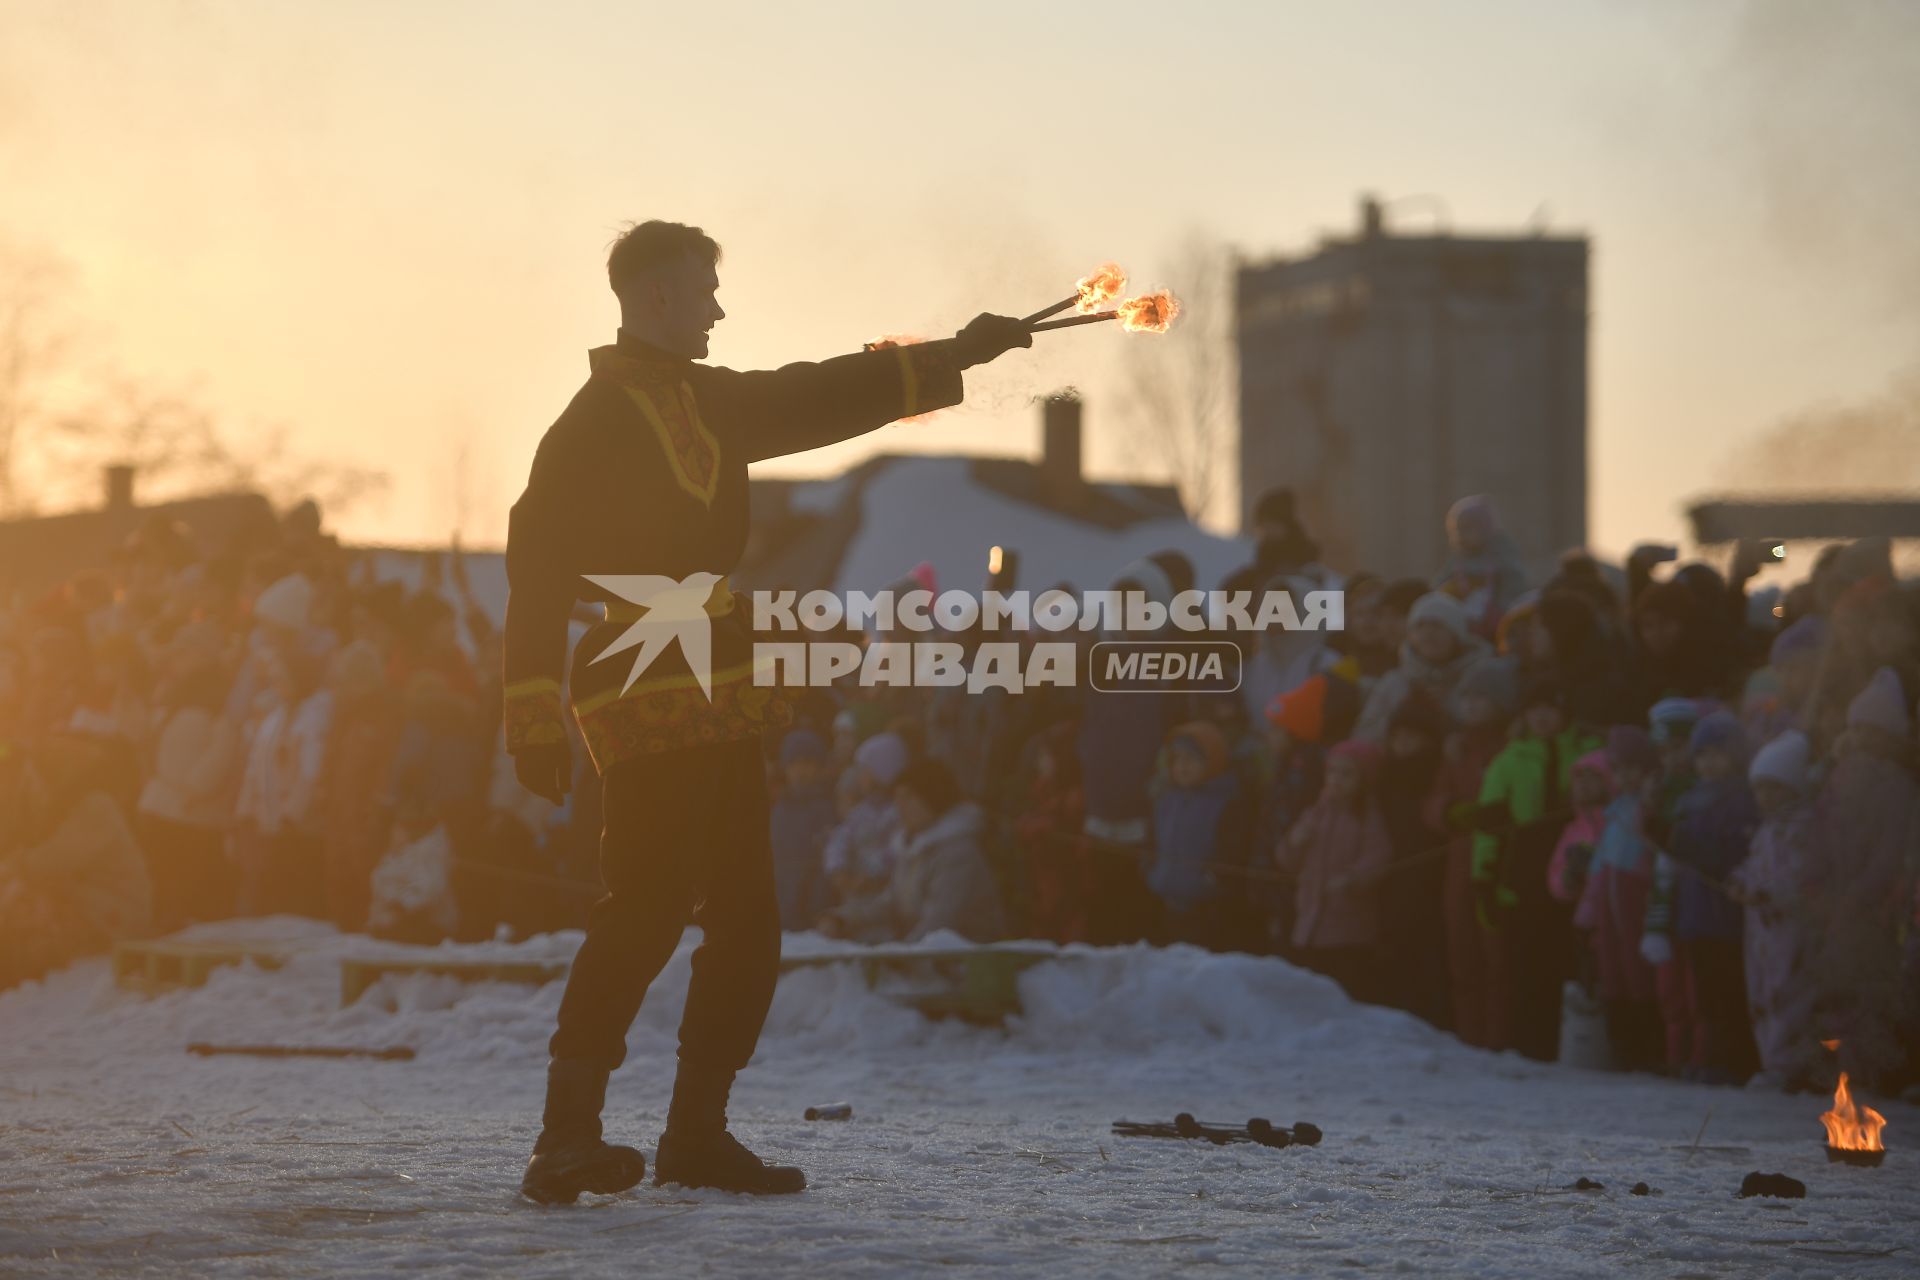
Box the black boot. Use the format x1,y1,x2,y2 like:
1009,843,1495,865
653,1063,806,1195
520,1059,647,1205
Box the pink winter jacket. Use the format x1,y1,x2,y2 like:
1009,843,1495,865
1280,797,1393,950
1547,751,1613,903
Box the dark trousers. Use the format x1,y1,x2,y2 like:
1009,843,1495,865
548,736,779,1074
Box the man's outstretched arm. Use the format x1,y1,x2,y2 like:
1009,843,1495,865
709,314,1030,464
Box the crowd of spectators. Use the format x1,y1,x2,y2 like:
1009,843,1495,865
3,487,1916,1097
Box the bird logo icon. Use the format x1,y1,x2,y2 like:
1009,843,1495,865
583,572,724,701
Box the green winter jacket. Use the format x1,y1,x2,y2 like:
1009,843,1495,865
1470,726,1602,909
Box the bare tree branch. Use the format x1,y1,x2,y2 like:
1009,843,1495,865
0,245,79,516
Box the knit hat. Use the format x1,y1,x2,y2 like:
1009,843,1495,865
1571,749,1614,795
853,731,909,787
1329,737,1385,779
1846,667,1911,738
253,573,312,631
1688,710,1750,767
1748,730,1812,794
1407,591,1470,644
1267,675,1329,743
1169,720,1231,780
1768,616,1825,667
1648,696,1705,744
1605,725,1660,777
1446,494,1498,544
779,728,827,768
1453,656,1520,717
1265,673,1360,745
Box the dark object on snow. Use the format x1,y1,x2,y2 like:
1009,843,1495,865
1631,1182,1651,1196
1572,1177,1603,1191
1739,1172,1806,1199
186,1042,415,1061
805,1103,853,1121
1826,1146,1886,1168
1113,1114,1318,1150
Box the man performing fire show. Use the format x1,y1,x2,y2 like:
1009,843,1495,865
505,220,1034,1202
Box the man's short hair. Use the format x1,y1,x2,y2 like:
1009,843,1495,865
606,221,721,296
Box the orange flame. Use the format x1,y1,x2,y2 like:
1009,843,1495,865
1821,1072,1887,1151
1116,290,1180,333
1075,263,1128,314
1822,1038,1842,1052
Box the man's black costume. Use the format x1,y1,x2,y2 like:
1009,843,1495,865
505,328,996,1200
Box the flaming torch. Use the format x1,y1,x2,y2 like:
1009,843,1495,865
1022,262,1129,325
1029,288,1181,335
1822,1071,1888,1166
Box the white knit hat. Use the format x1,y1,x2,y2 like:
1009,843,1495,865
1748,729,1811,794
1408,591,1470,643
252,573,312,631
1846,667,1911,738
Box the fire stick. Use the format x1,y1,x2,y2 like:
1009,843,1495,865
1021,297,1080,325
1029,311,1118,333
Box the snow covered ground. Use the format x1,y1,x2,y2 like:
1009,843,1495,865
2,924,1915,1277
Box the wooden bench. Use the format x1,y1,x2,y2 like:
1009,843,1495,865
112,939,289,993
338,956,572,1006
777,944,1059,1025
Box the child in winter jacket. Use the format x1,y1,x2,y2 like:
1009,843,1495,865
1575,727,1663,1070
1730,730,1819,1087
823,731,908,901
1256,673,1358,947
1803,668,1919,1083
1377,690,1451,1025
1013,721,1089,944
0,741,153,990
770,730,836,932
1279,739,1394,1003
1641,711,1759,1083
1431,656,1520,1050
1470,677,1602,1059
1548,750,1614,905
1149,721,1249,946
824,759,1006,944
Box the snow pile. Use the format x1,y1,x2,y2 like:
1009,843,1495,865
0,927,1455,1091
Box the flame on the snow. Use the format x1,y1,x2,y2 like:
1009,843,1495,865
1821,1072,1887,1152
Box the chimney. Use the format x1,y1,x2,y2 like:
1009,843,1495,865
103,463,136,513
1040,394,1083,512
1360,193,1384,239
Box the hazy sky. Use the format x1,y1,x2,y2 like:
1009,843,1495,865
3,0,1915,558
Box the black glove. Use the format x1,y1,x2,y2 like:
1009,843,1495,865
514,741,572,806
953,313,1033,369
